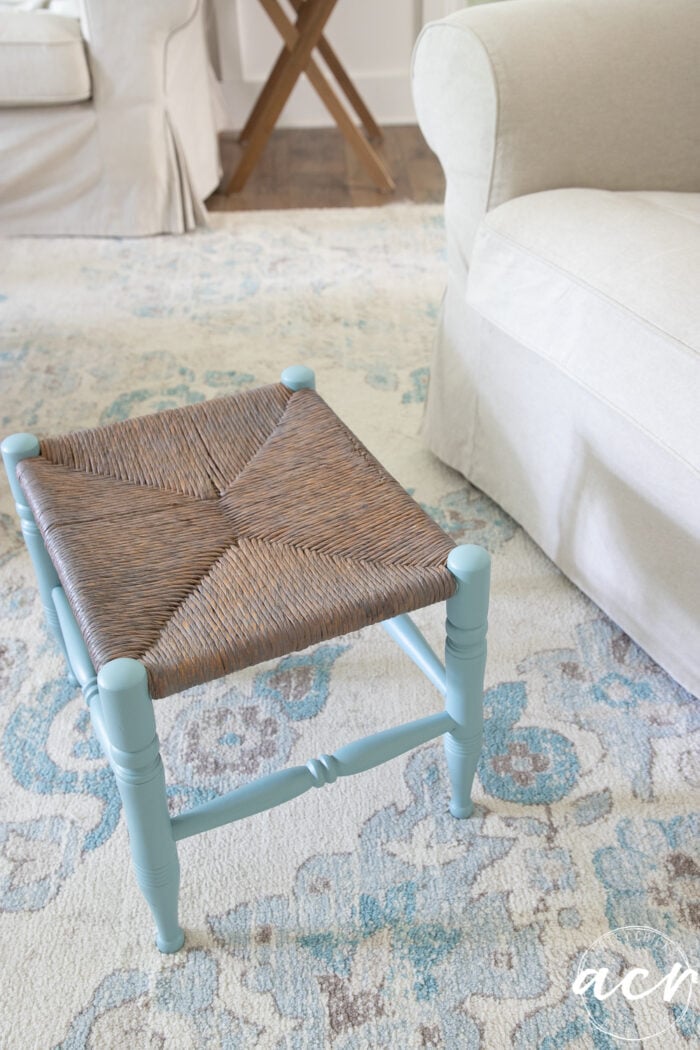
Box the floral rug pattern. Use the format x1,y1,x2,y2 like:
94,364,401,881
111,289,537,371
0,206,697,1049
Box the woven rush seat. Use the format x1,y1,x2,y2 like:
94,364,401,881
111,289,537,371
16,382,456,699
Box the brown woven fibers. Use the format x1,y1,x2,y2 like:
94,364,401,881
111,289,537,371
17,384,456,698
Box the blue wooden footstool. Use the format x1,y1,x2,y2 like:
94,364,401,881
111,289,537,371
2,366,490,953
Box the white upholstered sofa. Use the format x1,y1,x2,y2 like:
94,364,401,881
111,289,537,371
0,0,223,235
412,0,700,696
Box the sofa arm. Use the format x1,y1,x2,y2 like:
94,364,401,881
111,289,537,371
412,0,700,265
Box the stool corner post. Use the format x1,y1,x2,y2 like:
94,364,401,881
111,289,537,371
97,658,156,750
281,364,316,391
2,432,76,678
98,658,185,954
2,432,40,498
443,544,490,819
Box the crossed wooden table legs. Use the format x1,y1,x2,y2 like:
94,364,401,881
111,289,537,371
226,0,395,194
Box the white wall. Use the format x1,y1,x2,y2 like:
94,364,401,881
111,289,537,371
211,0,466,131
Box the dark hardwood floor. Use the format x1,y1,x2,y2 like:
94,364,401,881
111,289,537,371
207,124,445,211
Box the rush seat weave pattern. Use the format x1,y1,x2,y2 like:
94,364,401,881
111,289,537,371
17,384,456,698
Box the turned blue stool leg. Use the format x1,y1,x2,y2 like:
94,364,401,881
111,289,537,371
1,433,75,679
98,658,184,953
444,545,490,818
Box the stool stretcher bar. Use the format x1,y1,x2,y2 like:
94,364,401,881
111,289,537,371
171,709,456,842
382,614,447,696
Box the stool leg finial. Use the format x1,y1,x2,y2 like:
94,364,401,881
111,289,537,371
2,433,75,680
444,544,490,818
98,658,184,953
281,365,316,391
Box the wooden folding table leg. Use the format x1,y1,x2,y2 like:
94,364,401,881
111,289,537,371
226,0,339,194
98,658,184,953
288,0,383,142
238,22,296,144
249,0,394,193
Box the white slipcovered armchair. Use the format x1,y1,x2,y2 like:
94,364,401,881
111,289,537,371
0,0,223,235
413,0,700,696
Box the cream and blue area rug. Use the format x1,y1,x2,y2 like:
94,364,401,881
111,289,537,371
0,205,697,1049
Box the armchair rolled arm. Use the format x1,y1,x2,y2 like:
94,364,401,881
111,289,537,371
412,0,700,264
79,0,201,103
